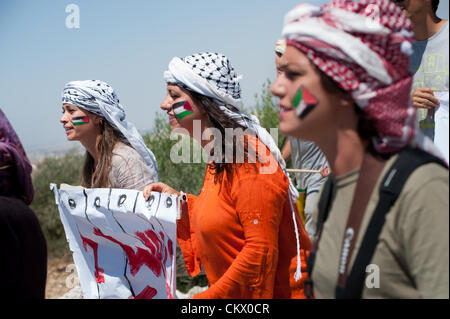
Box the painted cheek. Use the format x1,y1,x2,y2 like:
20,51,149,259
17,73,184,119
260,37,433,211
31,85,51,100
72,116,90,126
293,88,303,108
293,87,319,119
172,100,195,119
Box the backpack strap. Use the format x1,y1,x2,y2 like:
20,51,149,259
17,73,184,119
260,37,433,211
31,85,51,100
337,147,448,299
304,176,335,298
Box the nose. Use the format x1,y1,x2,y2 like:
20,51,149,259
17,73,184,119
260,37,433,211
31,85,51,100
160,94,172,111
60,110,70,124
270,76,286,99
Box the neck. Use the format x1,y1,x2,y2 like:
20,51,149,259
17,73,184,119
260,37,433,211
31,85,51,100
413,13,446,41
319,129,367,178
81,135,101,167
188,118,215,150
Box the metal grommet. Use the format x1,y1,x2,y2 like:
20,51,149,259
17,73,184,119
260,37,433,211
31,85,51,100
94,197,101,208
68,199,76,209
118,194,127,207
147,194,155,206
165,196,172,208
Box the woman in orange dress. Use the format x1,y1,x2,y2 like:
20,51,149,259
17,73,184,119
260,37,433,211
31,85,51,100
144,52,311,298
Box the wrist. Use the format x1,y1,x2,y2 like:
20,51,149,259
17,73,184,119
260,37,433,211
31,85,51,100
177,191,188,220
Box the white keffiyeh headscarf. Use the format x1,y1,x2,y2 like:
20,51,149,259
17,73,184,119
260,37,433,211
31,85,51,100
164,52,303,280
62,80,159,181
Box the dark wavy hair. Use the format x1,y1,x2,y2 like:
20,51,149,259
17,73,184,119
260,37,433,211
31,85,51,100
432,0,439,14
187,90,261,182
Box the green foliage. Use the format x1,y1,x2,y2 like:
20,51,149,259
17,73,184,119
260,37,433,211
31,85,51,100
253,79,280,132
143,113,206,195
252,79,290,167
31,149,83,256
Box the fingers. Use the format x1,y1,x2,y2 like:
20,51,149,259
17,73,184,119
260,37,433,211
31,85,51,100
142,182,179,200
143,182,164,200
320,165,330,178
412,88,440,109
414,90,440,104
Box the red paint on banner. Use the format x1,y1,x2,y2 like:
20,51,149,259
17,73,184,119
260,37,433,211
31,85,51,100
80,234,105,283
168,239,173,258
166,280,174,299
93,228,163,277
134,285,158,299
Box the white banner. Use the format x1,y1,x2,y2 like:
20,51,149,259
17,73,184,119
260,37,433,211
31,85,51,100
51,184,177,299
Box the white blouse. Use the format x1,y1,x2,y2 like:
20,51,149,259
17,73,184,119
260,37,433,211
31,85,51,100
109,142,156,191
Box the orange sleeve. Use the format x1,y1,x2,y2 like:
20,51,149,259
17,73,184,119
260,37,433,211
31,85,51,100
194,175,287,299
176,193,202,277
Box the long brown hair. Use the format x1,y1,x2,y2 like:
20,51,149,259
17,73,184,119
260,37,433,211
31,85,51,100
81,120,123,188
188,90,261,183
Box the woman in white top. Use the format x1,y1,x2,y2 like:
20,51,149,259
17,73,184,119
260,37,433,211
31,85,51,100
60,80,158,190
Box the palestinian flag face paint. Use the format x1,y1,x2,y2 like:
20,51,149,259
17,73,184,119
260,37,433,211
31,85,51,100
72,116,90,126
172,100,194,119
293,87,319,119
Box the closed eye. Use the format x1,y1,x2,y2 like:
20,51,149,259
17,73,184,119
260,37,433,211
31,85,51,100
285,71,302,80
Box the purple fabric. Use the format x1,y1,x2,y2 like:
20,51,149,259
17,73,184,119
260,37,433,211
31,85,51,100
0,108,34,204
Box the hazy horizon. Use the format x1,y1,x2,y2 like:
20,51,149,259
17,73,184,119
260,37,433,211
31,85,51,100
1,0,448,154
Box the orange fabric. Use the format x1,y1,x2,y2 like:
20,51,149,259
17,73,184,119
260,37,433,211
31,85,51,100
177,136,311,299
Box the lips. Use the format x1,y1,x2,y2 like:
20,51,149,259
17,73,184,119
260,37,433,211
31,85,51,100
168,115,178,124
279,105,293,117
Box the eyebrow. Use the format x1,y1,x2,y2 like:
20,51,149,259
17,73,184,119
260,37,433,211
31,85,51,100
278,62,300,72
277,61,288,71
278,60,307,73
167,88,179,95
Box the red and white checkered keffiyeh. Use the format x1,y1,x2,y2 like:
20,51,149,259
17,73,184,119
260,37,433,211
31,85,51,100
283,0,441,156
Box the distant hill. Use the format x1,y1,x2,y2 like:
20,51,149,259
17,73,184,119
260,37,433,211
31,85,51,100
27,143,83,164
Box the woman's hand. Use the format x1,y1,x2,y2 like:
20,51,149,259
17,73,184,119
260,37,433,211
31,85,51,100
320,165,331,178
143,182,180,200
411,88,440,110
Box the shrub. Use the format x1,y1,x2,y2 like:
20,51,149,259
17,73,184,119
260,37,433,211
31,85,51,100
31,149,83,256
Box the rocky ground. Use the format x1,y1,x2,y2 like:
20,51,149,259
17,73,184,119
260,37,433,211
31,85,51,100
45,255,75,299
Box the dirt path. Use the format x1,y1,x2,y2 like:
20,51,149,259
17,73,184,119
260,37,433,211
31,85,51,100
45,255,75,299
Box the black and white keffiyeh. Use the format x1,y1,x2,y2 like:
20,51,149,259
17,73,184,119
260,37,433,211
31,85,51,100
164,52,303,280
62,80,159,181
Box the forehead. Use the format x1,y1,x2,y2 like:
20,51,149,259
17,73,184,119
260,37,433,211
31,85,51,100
167,84,182,92
166,84,191,97
280,45,312,69
62,103,78,109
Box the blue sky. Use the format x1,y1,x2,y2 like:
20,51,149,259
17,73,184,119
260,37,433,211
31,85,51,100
1,0,448,153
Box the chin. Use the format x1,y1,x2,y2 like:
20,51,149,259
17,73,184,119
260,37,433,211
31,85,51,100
170,123,184,133
65,132,79,142
279,115,302,138
279,125,299,139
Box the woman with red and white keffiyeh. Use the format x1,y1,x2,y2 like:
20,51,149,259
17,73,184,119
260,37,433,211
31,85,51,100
271,0,448,298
